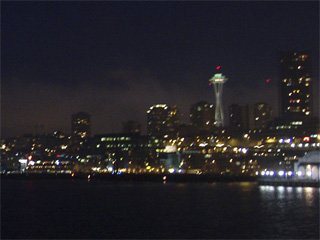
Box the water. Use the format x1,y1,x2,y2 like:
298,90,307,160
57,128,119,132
1,179,319,239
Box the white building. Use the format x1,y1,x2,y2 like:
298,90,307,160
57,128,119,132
294,151,320,180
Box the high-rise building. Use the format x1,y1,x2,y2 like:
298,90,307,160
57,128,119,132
190,101,215,131
279,51,312,119
71,112,90,144
253,103,273,129
229,104,247,132
229,104,253,132
229,103,273,132
147,104,179,137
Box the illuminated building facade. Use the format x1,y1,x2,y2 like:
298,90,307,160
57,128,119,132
279,51,312,119
85,133,163,173
209,73,228,127
294,151,320,180
71,112,90,144
190,101,215,132
147,104,180,137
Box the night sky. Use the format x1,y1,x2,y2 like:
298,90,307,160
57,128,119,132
2,1,319,138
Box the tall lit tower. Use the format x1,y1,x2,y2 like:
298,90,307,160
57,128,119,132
279,51,312,119
209,73,228,127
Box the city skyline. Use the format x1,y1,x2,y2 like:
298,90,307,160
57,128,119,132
2,1,319,138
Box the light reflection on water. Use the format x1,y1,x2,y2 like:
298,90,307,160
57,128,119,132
304,187,316,206
2,180,319,239
258,185,319,239
259,184,319,202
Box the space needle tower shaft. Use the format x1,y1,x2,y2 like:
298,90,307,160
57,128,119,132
209,73,228,127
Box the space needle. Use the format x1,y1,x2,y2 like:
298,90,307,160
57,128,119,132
209,71,228,127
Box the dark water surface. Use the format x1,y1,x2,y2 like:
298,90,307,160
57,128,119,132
1,179,319,239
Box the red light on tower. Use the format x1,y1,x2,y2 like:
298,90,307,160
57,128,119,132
216,66,221,70
266,79,270,83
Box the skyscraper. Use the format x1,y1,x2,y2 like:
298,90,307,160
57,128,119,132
279,51,312,119
253,102,273,129
229,104,248,132
71,112,91,144
229,103,273,132
190,101,215,132
147,104,179,137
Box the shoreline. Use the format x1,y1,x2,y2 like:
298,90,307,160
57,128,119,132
2,173,320,187
1,172,257,183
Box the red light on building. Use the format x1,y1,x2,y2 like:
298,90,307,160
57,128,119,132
28,155,32,160
216,66,221,70
266,79,270,83
209,83,212,86
303,136,310,142
57,154,60,158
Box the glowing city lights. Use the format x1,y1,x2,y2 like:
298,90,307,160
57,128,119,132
303,136,310,142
